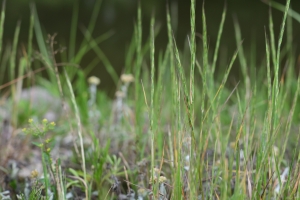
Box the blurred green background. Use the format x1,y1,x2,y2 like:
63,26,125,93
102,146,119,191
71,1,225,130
3,0,300,94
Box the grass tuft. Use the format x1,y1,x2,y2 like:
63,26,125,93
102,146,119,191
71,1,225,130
0,0,299,199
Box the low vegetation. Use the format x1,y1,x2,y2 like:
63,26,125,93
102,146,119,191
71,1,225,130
0,0,299,199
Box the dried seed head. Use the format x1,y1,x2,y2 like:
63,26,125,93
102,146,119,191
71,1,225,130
159,176,167,183
121,74,134,83
149,167,161,183
138,188,148,197
31,169,39,179
88,76,101,85
115,91,125,98
150,167,160,175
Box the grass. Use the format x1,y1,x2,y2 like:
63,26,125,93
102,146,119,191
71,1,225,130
0,0,300,199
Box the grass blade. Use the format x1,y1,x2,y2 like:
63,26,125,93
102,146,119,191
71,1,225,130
211,3,226,73
266,0,300,23
64,68,88,199
27,3,34,69
69,0,79,60
0,0,6,57
10,20,21,82
149,13,156,196
80,27,118,85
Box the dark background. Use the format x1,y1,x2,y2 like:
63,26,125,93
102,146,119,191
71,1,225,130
3,0,300,93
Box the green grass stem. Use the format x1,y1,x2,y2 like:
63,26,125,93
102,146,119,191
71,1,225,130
64,68,88,199
0,0,6,57
68,0,79,60
149,12,157,197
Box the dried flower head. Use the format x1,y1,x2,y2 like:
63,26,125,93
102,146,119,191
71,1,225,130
115,91,125,98
138,188,148,197
159,176,167,183
88,76,101,85
121,74,134,83
149,168,161,184
31,169,39,179
149,175,157,184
